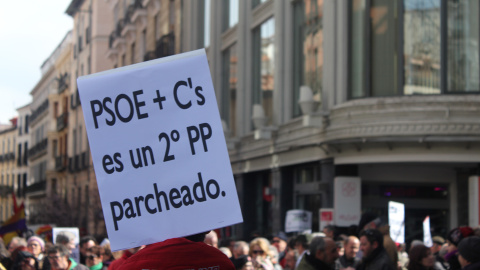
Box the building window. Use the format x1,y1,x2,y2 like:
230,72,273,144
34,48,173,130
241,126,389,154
292,0,324,117
349,0,480,98
222,44,238,136
447,0,479,92
252,0,267,9
223,0,239,31
252,17,275,127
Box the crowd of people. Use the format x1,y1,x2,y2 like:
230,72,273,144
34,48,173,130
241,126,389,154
0,215,479,270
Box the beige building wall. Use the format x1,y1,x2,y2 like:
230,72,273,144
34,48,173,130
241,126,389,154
0,123,17,223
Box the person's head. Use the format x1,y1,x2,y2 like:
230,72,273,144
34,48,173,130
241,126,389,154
219,247,232,258
233,241,249,259
284,249,298,270
457,236,480,268
294,234,309,253
358,212,380,232
85,245,104,268
55,231,76,254
408,244,434,270
27,236,45,258
204,230,218,248
79,236,97,256
446,226,474,253
430,236,444,254
249,237,271,261
272,232,287,253
8,237,27,253
233,255,254,270
343,236,360,260
46,245,71,270
323,225,335,239
359,229,383,258
309,237,339,266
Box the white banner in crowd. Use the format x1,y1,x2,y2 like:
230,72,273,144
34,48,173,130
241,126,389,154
334,177,361,226
52,227,80,263
423,216,433,247
319,208,334,231
388,201,405,243
78,49,243,251
285,209,312,233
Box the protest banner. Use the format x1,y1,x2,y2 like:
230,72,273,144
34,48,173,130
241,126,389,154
285,209,312,233
319,208,333,231
334,177,361,226
78,49,243,251
53,227,80,262
423,216,433,247
388,201,405,243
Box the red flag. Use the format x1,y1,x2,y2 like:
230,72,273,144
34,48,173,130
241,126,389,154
12,192,19,214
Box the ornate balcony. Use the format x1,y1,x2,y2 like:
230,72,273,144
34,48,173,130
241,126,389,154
57,112,68,132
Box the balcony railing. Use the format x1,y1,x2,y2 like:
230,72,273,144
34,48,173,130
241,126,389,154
56,112,68,132
57,72,69,94
55,155,67,172
0,152,15,163
28,139,48,160
81,151,89,169
29,99,49,125
25,180,46,194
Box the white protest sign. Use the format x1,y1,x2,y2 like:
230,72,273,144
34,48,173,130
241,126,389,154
52,227,80,263
78,49,243,251
285,209,312,233
334,177,361,226
388,201,405,243
423,216,433,247
319,208,334,231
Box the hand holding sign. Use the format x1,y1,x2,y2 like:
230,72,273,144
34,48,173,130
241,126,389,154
78,49,242,251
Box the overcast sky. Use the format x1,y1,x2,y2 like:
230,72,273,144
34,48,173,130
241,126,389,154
0,1,73,124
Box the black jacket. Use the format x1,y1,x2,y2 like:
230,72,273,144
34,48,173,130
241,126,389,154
356,247,395,270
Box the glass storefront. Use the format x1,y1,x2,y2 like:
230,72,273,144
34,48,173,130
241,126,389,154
349,0,480,98
293,0,324,117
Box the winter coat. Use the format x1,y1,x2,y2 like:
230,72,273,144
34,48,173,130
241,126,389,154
356,248,396,270
117,238,235,270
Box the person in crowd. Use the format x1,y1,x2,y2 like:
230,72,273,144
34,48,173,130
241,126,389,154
46,245,87,270
271,232,288,267
430,236,447,270
357,229,395,270
335,236,360,270
232,255,254,270
116,231,235,269
456,236,480,270
249,237,274,270
268,246,282,270
79,237,97,265
220,247,233,258
407,244,435,270
98,243,113,268
0,238,11,270
294,234,309,268
283,250,297,270
8,237,28,254
397,243,409,270
27,236,45,269
444,226,474,270
296,236,339,270
324,225,336,240
232,241,250,259
11,246,39,270
231,241,250,268
84,246,107,270
107,245,143,270
378,219,399,268
204,230,219,248
336,241,345,257
55,232,77,257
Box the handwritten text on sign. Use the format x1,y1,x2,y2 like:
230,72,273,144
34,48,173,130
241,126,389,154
78,49,243,251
